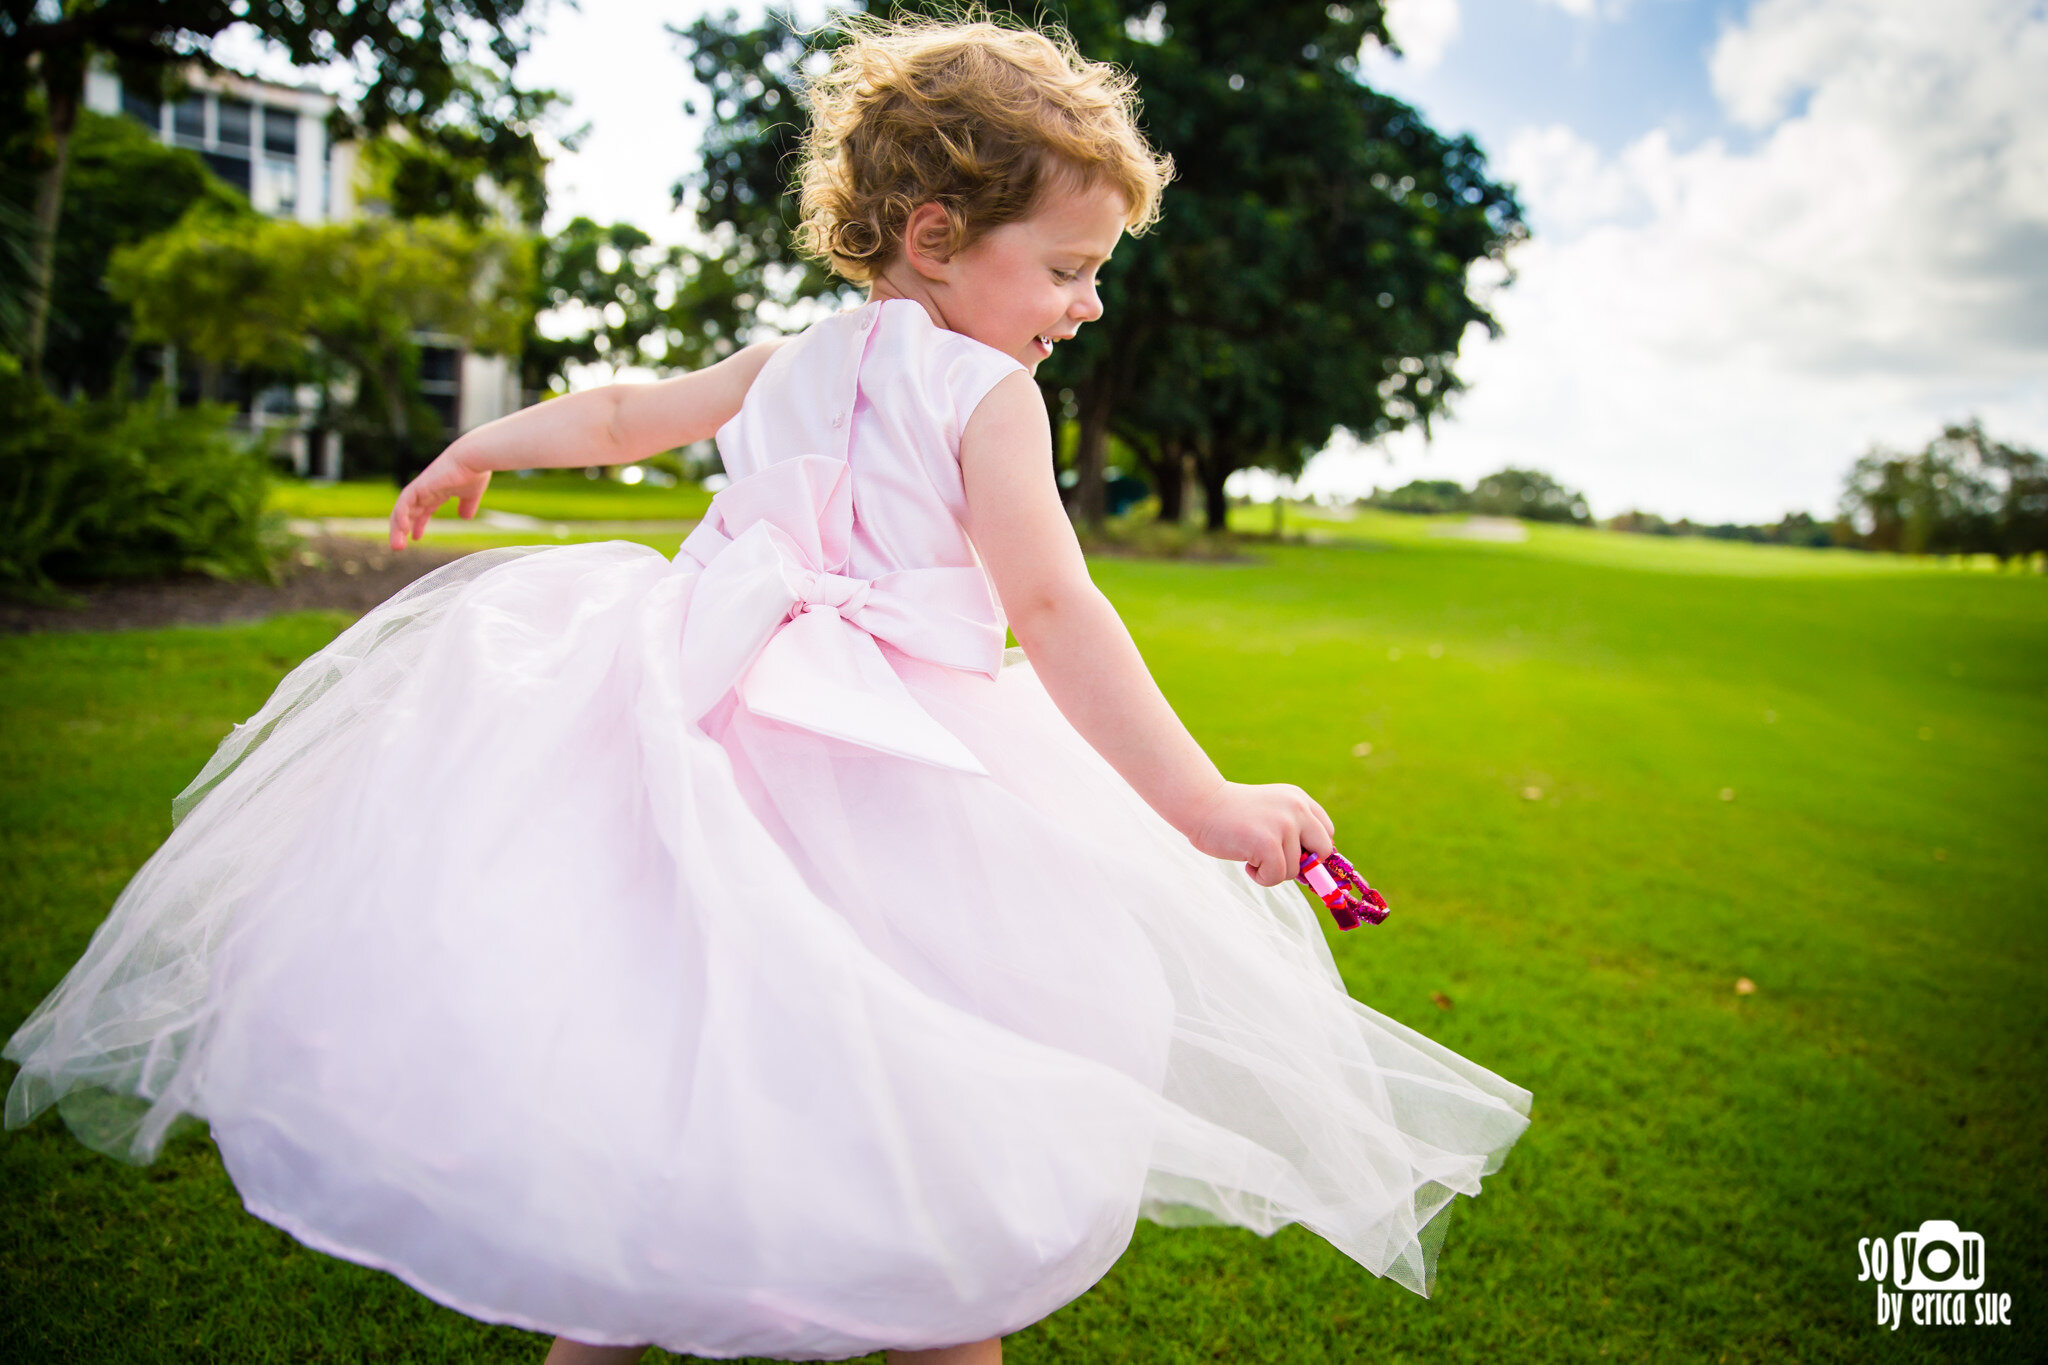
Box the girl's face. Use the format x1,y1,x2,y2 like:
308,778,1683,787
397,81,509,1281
899,179,1129,374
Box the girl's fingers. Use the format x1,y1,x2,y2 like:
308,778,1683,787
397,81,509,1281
1248,839,1277,886
1264,836,1293,887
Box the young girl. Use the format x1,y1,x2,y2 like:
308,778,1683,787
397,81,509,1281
4,14,1530,1364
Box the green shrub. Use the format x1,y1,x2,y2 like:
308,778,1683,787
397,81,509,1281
1075,499,1250,560
0,361,298,601
1370,478,1474,515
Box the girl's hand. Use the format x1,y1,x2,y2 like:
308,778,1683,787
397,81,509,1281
1186,781,1337,888
390,447,492,550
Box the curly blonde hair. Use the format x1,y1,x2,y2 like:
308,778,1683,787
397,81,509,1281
793,9,1174,284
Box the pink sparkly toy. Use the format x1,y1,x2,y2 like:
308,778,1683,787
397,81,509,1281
1296,848,1391,931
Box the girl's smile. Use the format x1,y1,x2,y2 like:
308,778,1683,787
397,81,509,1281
870,177,1130,372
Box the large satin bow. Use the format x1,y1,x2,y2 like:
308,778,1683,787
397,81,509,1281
673,455,1002,774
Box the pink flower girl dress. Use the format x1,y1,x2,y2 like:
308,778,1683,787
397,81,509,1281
4,297,1531,1359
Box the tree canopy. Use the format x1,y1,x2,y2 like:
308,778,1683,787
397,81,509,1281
1471,467,1590,525
1369,478,1471,515
0,1,544,133
349,68,569,233
2,109,248,398
522,217,755,398
1,0,553,376
1839,420,2047,562
108,209,534,479
669,0,1523,527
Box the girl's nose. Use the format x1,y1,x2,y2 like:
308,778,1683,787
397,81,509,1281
1074,286,1104,324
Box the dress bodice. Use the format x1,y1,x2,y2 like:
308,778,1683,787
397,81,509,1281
713,297,1027,615
678,298,1033,774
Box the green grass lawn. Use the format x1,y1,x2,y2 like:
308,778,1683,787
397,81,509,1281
269,472,714,523
2,523,2042,1363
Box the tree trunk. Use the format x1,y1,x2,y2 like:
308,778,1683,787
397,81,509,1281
1198,444,1232,532
1065,319,1151,528
1072,379,1111,529
1127,434,1184,523
26,52,87,383
382,366,418,487
1153,446,1185,523
1036,377,1076,511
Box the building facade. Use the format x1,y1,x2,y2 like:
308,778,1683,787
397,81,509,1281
83,64,523,480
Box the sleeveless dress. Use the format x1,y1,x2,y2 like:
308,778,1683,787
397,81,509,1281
3,297,1531,1359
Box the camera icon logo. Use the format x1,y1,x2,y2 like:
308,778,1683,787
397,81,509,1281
1892,1220,1984,1292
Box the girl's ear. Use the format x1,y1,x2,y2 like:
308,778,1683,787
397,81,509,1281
902,202,959,280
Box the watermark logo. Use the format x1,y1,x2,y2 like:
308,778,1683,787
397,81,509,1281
1857,1221,2013,1331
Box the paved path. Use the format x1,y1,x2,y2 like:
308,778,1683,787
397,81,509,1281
292,513,702,539
1428,516,1530,542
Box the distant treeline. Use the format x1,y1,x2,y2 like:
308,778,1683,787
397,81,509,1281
1360,419,2046,564
1837,420,2046,563
1366,468,1593,524
1601,509,1838,547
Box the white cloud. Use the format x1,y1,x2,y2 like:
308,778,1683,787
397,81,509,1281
1308,0,2048,522
1530,0,1636,17
1383,0,1463,74
216,0,805,247
1494,123,1646,234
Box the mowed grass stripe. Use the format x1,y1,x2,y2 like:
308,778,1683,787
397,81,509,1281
2,525,2042,1363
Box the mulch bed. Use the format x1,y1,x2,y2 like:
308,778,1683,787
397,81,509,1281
1,535,481,635
2,526,1266,637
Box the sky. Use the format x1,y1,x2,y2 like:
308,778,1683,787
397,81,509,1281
1321,0,2048,521
218,0,2048,523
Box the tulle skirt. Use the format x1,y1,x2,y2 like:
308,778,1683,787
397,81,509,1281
4,541,1531,1359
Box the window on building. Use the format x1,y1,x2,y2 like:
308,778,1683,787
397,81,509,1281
129,344,170,400
263,156,299,215
217,97,252,148
121,88,161,133
172,96,205,145
255,384,301,419
263,107,298,157
419,347,460,385
418,345,462,437
422,392,460,436
202,151,253,196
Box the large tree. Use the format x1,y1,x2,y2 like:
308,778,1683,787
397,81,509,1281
0,0,549,379
1058,0,1523,528
1840,419,2047,563
107,209,535,481
2,108,248,399
1471,466,1591,525
350,66,568,233
522,216,754,398
669,0,1523,528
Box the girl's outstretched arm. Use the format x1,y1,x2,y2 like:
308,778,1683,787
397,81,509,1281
388,339,787,550
960,371,1335,887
